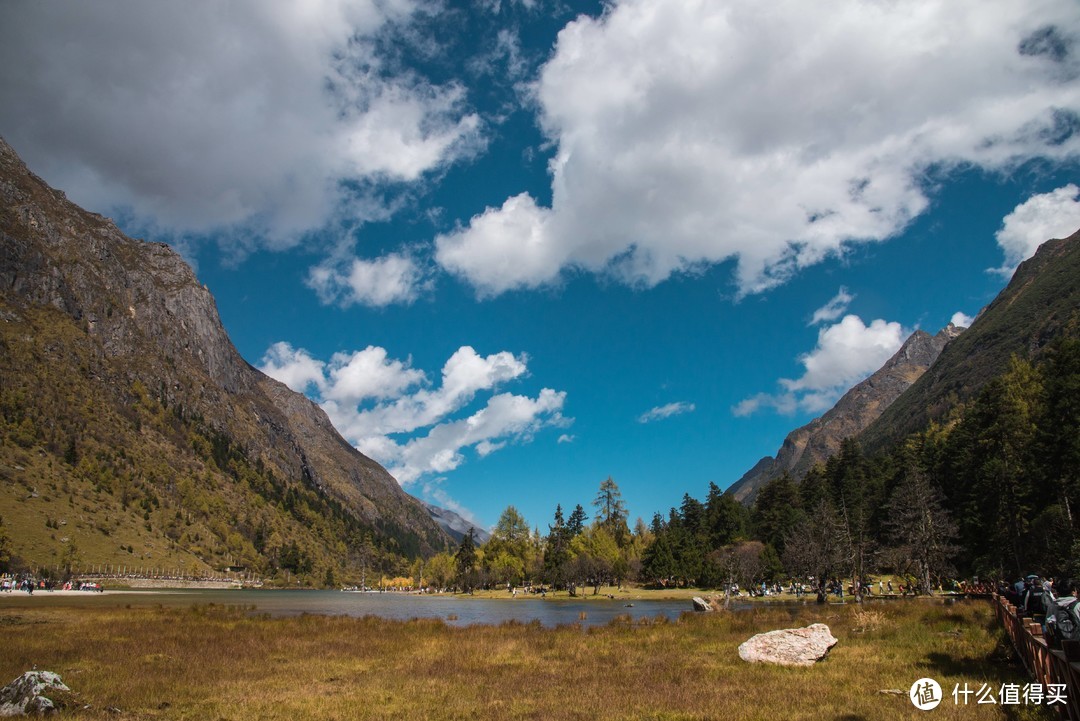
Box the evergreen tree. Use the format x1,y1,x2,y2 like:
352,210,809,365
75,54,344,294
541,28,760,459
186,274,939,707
705,481,747,547
750,474,802,554
641,528,678,585
962,356,1044,574
544,504,571,584
567,504,588,537
1040,339,1080,525
455,528,478,591
649,511,666,536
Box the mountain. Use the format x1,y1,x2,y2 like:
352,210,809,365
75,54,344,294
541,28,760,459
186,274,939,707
421,501,492,545
859,229,1080,454
0,136,450,582
727,324,962,504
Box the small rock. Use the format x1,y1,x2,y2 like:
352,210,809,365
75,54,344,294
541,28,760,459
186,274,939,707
0,671,71,717
738,623,838,667
692,596,713,612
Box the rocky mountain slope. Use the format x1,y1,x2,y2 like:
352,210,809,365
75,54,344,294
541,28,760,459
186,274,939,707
421,501,492,545
859,229,1080,454
728,324,962,504
0,137,450,582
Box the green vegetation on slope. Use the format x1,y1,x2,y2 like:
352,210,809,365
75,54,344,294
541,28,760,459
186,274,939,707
861,231,1080,454
0,304,427,584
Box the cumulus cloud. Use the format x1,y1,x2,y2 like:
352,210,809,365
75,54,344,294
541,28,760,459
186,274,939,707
810,288,855,326
0,0,480,249
260,342,326,394
735,315,906,416
258,343,566,484
376,389,567,483
637,402,696,424
557,434,575,444
993,184,1080,275
436,0,1080,298
307,252,431,307
951,311,976,328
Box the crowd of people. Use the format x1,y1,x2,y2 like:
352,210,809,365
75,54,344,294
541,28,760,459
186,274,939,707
1001,574,1080,647
0,575,104,593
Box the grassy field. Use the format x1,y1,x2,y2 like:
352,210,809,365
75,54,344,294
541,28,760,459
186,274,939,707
0,598,1053,720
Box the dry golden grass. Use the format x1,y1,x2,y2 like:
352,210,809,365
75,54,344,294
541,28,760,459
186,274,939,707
0,598,1054,720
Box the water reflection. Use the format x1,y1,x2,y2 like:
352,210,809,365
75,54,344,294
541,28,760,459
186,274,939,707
14,589,886,627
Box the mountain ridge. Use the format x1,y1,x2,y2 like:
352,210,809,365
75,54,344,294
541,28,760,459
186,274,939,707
728,323,962,504
0,136,450,580
858,229,1080,454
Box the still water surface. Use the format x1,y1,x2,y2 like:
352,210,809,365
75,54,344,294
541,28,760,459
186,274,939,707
24,589,757,627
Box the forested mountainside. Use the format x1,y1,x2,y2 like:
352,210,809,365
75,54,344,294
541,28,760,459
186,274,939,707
859,230,1080,453
728,324,961,504
640,233,1080,586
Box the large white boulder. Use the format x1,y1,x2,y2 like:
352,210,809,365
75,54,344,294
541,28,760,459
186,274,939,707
737,623,838,667
0,671,70,717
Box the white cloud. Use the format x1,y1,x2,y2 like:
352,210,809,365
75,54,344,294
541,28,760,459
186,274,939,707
557,434,575,444
951,311,976,328
381,389,567,483
259,342,424,403
323,347,426,404
436,0,1080,298
810,288,855,326
637,402,696,424
259,342,326,394
436,193,561,297
308,252,430,307
258,342,566,485
0,0,480,249
736,314,906,416
994,184,1080,275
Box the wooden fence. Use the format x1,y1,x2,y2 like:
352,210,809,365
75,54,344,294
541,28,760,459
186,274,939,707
994,594,1080,719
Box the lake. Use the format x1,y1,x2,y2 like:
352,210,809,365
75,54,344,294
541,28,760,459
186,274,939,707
8,588,753,627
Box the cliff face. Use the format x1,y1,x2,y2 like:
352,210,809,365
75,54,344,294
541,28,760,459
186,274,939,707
728,324,961,504
0,136,449,577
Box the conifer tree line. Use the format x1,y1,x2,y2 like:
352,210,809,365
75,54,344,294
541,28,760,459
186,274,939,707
436,338,1080,594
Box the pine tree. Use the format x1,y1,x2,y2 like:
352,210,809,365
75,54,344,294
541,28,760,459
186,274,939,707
544,505,571,583
455,528,478,591
567,504,588,537
751,473,802,555
705,481,747,547
964,356,1044,574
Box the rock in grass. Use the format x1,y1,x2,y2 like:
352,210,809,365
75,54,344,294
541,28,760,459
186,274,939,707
0,671,71,716
692,597,713,612
737,624,838,667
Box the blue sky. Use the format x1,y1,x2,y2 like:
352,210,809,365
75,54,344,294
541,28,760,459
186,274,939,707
3,0,1080,533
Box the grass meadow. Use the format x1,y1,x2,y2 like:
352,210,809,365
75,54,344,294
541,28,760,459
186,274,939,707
0,597,1054,720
